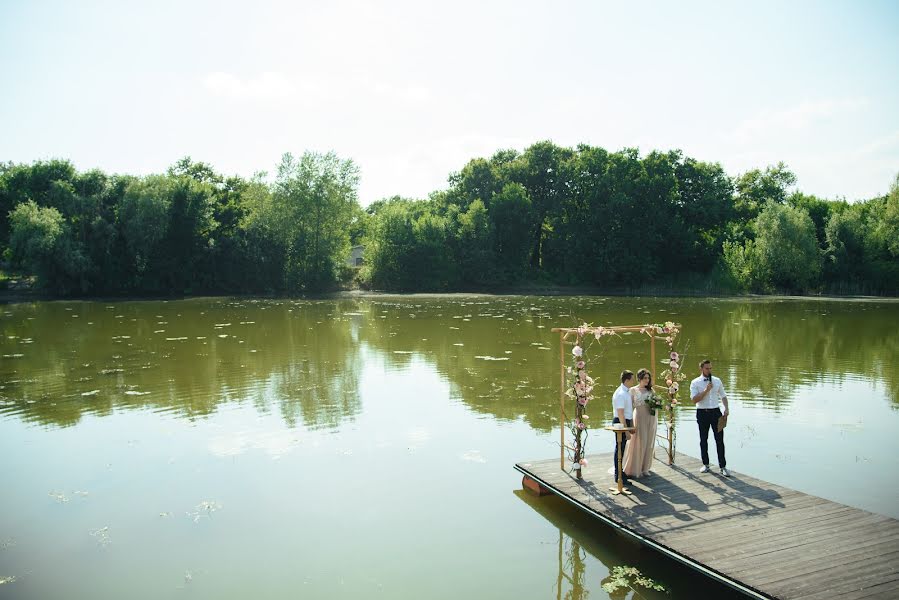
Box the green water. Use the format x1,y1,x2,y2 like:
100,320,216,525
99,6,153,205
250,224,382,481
1,295,897,599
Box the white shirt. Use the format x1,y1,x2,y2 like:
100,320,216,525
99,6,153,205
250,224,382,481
690,375,727,410
612,383,633,420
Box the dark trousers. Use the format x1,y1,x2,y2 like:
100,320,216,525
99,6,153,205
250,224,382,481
612,417,633,481
697,407,726,468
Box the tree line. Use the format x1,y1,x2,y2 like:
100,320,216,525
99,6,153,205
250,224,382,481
2,141,897,296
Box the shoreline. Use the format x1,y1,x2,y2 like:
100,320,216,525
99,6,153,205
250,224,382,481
3,285,898,305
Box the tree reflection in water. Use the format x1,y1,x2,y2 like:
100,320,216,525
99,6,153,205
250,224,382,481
1,296,896,432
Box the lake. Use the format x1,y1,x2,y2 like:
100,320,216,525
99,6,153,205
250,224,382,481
1,295,897,599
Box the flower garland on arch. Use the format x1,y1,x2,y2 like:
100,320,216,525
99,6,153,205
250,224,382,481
642,321,688,461
564,325,618,474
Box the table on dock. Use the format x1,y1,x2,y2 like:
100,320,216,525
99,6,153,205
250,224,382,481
515,450,899,599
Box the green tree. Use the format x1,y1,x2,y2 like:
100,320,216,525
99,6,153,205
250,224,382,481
674,157,734,270
167,156,224,186
117,175,175,289
455,199,495,286
729,201,822,292
272,152,360,291
788,192,835,251
733,162,796,221
873,173,899,258
722,238,762,291
364,199,419,290
505,141,574,269
598,148,653,282
8,200,89,293
824,203,865,290
364,198,457,291
445,158,502,211
490,183,534,281
158,176,218,292
240,177,287,292
0,159,77,248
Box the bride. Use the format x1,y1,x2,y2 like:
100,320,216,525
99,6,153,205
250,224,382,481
623,368,658,478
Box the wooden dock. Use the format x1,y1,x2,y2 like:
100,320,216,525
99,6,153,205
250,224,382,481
515,450,899,599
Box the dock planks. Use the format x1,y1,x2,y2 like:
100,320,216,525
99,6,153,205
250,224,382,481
515,450,899,599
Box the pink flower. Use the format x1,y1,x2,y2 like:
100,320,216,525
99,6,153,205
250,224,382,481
578,370,587,382
593,327,605,340
576,360,585,370
572,345,583,357
577,326,587,337
579,458,588,465
670,351,679,361
575,419,585,430
669,360,679,370
577,397,589,406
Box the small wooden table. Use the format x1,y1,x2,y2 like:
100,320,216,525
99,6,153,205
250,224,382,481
604,424,636,495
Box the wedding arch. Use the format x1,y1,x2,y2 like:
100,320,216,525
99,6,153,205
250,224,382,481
550,322,686,475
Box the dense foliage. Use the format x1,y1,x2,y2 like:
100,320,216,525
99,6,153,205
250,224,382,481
2,142,897,296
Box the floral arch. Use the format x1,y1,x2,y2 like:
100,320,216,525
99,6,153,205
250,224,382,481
550,322,686,476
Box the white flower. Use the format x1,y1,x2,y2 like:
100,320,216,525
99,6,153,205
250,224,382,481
572,345,583,357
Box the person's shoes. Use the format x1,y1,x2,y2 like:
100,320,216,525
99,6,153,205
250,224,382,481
720,467,730,477
699,465,710,474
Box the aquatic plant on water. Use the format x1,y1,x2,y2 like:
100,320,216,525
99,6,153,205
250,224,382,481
601,565,669,595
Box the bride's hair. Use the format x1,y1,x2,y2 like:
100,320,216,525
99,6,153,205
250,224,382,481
636,368,652,390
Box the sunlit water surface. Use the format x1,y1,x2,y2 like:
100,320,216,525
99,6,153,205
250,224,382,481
1,296,897,599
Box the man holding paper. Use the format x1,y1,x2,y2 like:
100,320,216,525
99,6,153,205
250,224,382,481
691,359,730,477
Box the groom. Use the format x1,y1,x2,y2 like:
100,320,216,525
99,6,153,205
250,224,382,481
611,370,635,484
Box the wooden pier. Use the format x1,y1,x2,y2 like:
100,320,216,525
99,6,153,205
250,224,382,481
515,450,899,599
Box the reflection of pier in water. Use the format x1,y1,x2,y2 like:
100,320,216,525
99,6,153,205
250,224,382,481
514,488,740,599
516,449,899,599
515,490,589,600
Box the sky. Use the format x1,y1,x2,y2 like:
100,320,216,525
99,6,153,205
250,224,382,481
1,0,898,205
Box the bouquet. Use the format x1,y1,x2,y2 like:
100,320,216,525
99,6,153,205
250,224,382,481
646,392,665,416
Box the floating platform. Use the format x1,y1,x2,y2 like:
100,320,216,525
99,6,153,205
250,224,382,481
515,450,899,599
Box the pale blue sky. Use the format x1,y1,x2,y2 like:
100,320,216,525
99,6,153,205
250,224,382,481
2,0,897,204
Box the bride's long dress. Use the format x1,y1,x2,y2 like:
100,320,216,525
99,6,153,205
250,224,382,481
623,387,658,478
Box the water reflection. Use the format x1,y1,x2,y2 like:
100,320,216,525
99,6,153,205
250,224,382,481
512,490,742,599
0,299,364,429
1,296,897,431
717,299,899,409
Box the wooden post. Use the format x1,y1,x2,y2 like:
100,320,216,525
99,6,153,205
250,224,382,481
616,432,624,493
668,408,675,465
606,426,634,495
560,331,565,471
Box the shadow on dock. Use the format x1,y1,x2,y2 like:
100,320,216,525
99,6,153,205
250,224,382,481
515,450,899,599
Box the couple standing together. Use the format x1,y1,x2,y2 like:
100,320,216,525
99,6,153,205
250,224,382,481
611,359,730,485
